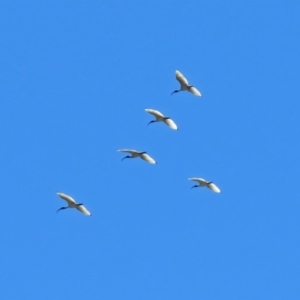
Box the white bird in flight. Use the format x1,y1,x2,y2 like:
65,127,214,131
118,149,157,164
56,192,91,216
188,178,221,193
171,70,202,96
145,109,178,130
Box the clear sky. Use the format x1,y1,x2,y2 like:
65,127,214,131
0,1,299,299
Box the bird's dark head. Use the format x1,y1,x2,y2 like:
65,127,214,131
191,185,198,189
147,120,155,126
56,206,67,213
171,90,179,95
121,156,130,161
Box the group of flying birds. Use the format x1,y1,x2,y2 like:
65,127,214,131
56,70,221,216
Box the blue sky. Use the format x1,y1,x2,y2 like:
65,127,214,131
0,1,300,299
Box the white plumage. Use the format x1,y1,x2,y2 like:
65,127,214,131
188,178,221,193
56,192,91,216
118,149,157,164
172,70,202,96
145,108,178,130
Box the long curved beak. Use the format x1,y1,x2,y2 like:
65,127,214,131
147,121,154,126
191,185,198,189
121,156,128,161
171,90,178,95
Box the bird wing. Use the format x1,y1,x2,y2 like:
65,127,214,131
164,118,178,130
117,149,138,154
208,183,221,193
188,178,208,186
175,70,189,87
140,153,156,164
57,192,76,205
189,86,202,96
76,205,91,216
145,109,164,118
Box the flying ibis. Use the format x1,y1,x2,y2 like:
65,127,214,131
118,149,157,164
145,108,178,130
56,192,91,216
188,178,221,193
172,70,202,96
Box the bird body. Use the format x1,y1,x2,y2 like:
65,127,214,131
188,178,221,193
56,192,91,215
118,149,157,164
145,108,178,130
172,70,202,96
